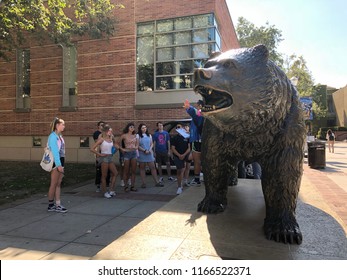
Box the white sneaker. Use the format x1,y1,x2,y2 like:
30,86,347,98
120,180,125,187
159,177,164,183
109,191,116,197
104,192,112,199
176,187,183,195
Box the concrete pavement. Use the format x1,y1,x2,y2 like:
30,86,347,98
0,141,346,260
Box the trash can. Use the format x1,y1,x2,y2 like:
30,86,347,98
307,141,326,169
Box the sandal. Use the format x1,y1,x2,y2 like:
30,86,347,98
130,186,138,192
124,185,130,192
141,183,147,188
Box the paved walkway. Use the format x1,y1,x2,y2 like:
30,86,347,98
0,142,346,260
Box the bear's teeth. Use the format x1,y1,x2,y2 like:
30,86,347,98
213,105,216,110
208,89,212,95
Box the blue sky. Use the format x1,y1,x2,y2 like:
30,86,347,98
226,0,347,89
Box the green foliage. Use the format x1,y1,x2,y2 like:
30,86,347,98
236,17,284,66
283,54,315,96
0,0,124,59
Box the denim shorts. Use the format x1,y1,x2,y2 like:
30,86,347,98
98,155,114,163
123,150,137,160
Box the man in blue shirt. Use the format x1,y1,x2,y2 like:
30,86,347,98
153,121,176,182
183,99,204,186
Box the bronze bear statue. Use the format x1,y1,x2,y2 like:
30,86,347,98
194,44,306,244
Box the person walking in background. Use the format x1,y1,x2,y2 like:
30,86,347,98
47,117,67,213
90,124,119,198
137,123,163,188
171,125,191,195
119,123,138,192
183,99,204,186
153,121,176,183
326,129,335,153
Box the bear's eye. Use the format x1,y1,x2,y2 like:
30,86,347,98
222,60,236,69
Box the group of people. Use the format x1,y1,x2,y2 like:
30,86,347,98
89,100,205,198
45,98,264,211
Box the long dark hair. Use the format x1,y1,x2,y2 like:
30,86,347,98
123,122,135,134
137,123,150,138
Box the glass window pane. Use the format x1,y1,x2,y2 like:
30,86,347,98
156,62,175,75
156,77,174,90
137,23,154,35
174,31,191,44
138,64,154,91
156,34,173,47
193,14,213,28
181,74,193,88
175,46,190,59
157,19,173,32
193,44,209,59
215,29,221,49
157,47,173,61
175,17,192,30
137,37,154,65
179,61,193,74
193,28,214,43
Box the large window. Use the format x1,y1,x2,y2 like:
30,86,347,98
15,49,31,111
61,45,77,110
137,14,221,92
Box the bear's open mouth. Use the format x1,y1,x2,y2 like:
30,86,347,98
194,85,233,112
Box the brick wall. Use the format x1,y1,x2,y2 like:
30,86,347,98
0,0,239,160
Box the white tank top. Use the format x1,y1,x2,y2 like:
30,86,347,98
100,140,113,154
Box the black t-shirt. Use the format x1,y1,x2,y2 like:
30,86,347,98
171,134,189,155
93,130,102,141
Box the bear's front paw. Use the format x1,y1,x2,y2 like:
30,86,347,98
264,216,302,245
197,197,226,214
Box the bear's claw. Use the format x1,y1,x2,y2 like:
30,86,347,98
197,197,226,214
264,219,302,245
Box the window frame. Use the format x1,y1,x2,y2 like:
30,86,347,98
14,48,31,112
136,13,221,93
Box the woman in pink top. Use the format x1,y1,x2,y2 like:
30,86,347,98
119,122,139,192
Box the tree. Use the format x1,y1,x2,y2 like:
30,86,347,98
0,0,124,60
236,17,327,124
236,17,284,66
283,54,314,97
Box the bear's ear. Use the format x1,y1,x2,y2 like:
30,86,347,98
209,51,222,60
252,44,269,60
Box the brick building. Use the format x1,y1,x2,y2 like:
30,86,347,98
0,0,239,163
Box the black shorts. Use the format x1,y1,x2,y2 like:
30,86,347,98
192,141,201,152
155,152,169,164
173,154,190,170
53,157,65,169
